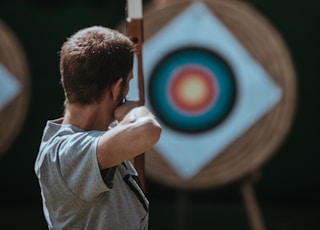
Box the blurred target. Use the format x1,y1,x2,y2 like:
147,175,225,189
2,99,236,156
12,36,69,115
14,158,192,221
0,20,30,157
118,0,296,189
149,46,236,133
142,0,296,189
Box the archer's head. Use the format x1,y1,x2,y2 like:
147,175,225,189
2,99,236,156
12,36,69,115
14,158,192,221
59,26,135,105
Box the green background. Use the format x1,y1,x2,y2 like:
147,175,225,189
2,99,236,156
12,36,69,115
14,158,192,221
0,0,319,229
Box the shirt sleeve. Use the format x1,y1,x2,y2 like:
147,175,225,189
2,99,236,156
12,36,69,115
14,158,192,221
57,131,109,202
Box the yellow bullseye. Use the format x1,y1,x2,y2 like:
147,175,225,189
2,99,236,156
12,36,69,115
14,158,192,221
177,74,208,106
170,66,216,112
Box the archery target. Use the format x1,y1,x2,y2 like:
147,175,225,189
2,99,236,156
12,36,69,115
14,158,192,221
0,20,29,157
138,1,284,179
148,46,236,133
122,0,296,184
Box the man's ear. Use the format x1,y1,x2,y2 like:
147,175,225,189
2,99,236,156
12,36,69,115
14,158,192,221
111,78,123,100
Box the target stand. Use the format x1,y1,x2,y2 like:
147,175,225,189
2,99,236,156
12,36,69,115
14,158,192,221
119,0,296,229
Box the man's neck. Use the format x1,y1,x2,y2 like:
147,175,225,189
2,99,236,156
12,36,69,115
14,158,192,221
62,102,114,131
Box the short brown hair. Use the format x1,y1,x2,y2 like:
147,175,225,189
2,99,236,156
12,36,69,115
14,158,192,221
59,26,135,104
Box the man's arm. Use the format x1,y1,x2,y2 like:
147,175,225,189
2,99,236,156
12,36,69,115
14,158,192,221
97,102,162,169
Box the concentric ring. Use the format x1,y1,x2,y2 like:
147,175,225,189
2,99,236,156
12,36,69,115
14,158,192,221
148,46,237,133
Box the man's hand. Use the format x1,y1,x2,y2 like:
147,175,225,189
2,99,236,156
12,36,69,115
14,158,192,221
114,100,138,122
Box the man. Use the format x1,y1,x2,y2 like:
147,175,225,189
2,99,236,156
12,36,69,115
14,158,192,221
34,26,162,230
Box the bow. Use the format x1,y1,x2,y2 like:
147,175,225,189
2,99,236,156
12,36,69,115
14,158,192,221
126,0,146,191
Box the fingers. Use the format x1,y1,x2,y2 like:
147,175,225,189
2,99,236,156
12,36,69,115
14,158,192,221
114,100,138,122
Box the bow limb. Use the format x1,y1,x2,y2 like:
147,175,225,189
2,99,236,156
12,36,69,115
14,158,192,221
126,0,146,191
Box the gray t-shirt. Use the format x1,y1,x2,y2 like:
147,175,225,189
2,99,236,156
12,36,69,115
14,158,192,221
34,119,149,230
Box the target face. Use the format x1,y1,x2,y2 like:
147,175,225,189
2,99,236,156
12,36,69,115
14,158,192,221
127,2,282,179
149,47,236,133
